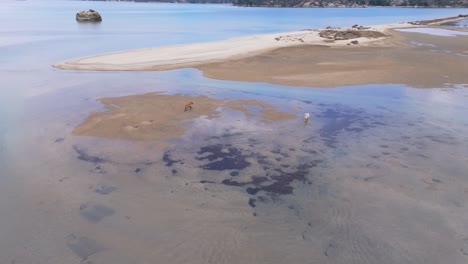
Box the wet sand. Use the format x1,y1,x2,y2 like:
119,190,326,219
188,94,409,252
74,93,296,142
198,29,468,88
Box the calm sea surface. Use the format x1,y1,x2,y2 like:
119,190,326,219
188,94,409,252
1,1,468,263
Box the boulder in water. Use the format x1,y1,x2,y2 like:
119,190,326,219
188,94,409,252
76,9,102,22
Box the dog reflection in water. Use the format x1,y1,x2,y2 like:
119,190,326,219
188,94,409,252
184,102,194,112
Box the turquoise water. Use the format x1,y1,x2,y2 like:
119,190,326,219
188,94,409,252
1,1,468,264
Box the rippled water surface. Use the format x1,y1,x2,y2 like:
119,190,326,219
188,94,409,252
1,1,468,264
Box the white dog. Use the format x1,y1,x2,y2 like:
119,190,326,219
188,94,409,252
304,113,310,122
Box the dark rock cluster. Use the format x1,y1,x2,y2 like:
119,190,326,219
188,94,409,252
76,9,102,22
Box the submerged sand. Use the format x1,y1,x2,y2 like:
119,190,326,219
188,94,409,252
73,93,296,141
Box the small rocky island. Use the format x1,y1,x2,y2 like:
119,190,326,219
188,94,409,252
76,9,102,22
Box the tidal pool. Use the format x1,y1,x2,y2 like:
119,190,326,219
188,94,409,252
2,68,468,263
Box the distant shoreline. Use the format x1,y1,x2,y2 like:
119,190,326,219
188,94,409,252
84,0,468,8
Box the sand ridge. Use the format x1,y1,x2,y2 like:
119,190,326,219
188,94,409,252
52,22,412,71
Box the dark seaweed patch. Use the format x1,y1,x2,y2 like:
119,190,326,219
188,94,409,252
221,132,243,138
217,160,321,207
261,182,294,195
248,198,256,208
372,121,386,126
317,106,385,148
171,169,177,174
162,151,181,167
79,203,115,223
247,138,258,144
271,147,290,158
206,131,243,140
73,145,106,163
261,165,312,194
364,176,377,182
345,127,363,132
222,179,248,186
251,176,269,185
194,140,323,208
66,234,104,262
246,187,260,195
197,144,251,170
318,109,358,148
200,180,216,184
425,135,455,145
94,184,116,195
261,162,320,195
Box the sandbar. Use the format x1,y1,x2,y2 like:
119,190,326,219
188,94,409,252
53,23,409,71
73,93,296,141
54,15,468,88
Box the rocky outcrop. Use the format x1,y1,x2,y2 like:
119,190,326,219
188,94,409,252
76,9,102,22
319,29,387,40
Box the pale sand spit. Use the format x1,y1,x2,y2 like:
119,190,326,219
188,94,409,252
53,23,412,71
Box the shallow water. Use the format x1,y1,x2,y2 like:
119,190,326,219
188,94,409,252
1,1,468,264
442,19,468,27
397,27,468,36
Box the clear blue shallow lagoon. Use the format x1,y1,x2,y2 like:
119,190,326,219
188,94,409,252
1,1,468,263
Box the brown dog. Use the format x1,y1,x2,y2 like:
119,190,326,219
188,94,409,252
184,102,194,112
